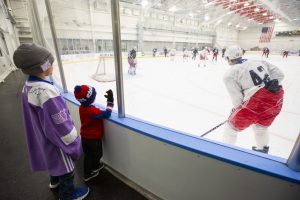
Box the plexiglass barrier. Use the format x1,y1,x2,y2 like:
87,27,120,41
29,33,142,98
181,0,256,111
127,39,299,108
26,0,300,161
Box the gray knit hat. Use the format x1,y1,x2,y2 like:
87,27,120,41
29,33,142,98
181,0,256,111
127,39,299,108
13,43,54,75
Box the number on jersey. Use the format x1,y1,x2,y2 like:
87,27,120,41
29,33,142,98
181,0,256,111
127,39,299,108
249,66,270,86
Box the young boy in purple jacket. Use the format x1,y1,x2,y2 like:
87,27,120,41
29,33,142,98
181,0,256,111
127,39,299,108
13,43,89,200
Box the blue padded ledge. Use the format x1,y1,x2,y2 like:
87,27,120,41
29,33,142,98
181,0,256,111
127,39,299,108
62,91,300,185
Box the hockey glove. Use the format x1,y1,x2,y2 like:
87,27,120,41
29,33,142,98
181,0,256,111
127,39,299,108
104,89,114,106
264,79,280,93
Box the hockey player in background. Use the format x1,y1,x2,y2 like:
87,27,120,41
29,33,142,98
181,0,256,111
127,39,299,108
283,50,289,58
212,47,218,62
262,48,266,57
192,48,198,60
198,48,208,67
222,45,284,154
152,48,157,57
265,48,270,58
262,47,270,58
222,48,226,58
164,47,168,57
128,47,137,75
242,48,246,55
183,48,189,62
169,48,176,62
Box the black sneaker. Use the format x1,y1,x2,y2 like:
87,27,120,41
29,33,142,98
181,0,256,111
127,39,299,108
49,178,59,189
49,181,59,189
84,171,100,182
252,146,269,154
93,162,105,173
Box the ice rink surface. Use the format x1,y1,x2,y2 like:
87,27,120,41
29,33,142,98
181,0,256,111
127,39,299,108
55,52,300,159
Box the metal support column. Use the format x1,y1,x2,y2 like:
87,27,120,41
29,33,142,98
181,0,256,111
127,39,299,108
111,0,125,118
88,0,96,53
45,0,68,93
28,0,46,46
287,133,300,171
137,9,144,52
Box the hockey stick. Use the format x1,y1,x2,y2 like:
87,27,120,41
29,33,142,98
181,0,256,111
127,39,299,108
200,120,227,137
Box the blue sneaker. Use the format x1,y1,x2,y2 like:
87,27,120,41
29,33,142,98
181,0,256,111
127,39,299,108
71,187,89,200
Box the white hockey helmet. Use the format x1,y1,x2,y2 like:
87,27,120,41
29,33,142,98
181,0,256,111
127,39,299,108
225,45,243,60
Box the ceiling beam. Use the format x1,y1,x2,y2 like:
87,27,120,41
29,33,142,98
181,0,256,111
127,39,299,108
257,0,292,21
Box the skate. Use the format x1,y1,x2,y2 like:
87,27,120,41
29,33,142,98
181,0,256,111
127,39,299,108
252,146,269,154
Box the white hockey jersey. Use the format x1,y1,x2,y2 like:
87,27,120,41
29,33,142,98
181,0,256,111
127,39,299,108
170,49,176,56
223,60,284,107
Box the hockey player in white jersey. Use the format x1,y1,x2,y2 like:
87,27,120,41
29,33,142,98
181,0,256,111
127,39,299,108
183,48,189,62
222,45,284,153
169,48,176,62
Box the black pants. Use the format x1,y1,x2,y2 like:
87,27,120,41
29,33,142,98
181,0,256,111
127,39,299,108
51,171,75,200
81,138,103,175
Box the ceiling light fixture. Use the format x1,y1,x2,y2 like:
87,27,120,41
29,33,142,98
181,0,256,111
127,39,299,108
168,6,177,12
141,0,148,8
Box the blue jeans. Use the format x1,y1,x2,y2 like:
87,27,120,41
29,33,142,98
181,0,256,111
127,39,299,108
50,171,75,200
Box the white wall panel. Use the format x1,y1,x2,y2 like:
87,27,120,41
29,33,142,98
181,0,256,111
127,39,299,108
0,5,18,83
66,101,300,200
44,2,214,44
238,23,300,51
216,27,238,47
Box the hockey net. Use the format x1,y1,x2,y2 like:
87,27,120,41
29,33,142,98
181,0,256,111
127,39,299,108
91,53,115,82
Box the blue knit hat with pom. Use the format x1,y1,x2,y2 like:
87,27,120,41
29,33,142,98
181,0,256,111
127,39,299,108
74,85,96,106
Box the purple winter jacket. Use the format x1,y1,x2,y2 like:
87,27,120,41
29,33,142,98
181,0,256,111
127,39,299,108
21,76,81,176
